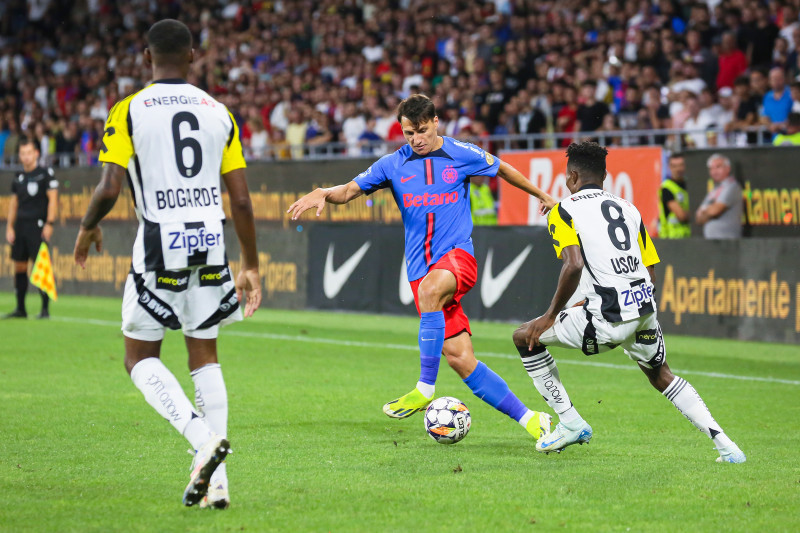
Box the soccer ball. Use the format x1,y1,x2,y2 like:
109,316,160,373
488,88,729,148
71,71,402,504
424,396,471,444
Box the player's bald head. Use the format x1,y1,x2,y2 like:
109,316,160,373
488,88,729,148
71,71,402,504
566,142,608,183
146,19,192,66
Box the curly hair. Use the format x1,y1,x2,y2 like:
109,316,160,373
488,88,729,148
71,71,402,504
565,142,608,181
146,19,192,59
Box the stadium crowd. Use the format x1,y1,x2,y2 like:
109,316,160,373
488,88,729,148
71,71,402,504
1,0,800,166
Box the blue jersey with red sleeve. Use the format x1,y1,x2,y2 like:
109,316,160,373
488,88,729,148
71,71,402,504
354,136,500,281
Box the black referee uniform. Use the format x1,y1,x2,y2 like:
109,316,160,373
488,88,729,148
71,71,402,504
8,166,57,316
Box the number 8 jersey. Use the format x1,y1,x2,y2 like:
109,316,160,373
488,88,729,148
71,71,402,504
547,184,660,323
98,79,246,273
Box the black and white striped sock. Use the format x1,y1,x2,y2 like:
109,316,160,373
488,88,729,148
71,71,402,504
518,346,582,427
663,376,733,449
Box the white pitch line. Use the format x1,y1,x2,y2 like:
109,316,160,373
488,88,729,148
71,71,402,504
53,316,800,386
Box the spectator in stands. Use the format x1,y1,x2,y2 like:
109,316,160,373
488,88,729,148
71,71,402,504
779,4,799,51
1,0,797,164
358,114,384,156
341,102,367,157
696,154,743,239
791,81,800,113
772,112,800,145
747,5,780,70
556,84,578,147
773,37,791,70
716,32,748,90
576,80,609,134
247,116,270,160
749,68,769,107
3,118,19,165
0,117,8,161
286,108,309,160
683,29,718,90
683,93,712,148
761,67,794,132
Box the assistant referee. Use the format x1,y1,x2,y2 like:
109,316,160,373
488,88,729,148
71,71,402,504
5,137,58,319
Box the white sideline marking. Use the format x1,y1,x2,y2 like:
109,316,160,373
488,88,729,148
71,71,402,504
53,316,800,386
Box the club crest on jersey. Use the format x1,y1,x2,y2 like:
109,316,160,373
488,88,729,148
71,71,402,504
27,182,39,197
441,165,458,184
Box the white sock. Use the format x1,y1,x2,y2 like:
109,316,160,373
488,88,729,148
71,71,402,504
130,357,213,450
192,362,229,481
520,349,584,429
416,380,435,399
663,376,733,449
518,410,535,428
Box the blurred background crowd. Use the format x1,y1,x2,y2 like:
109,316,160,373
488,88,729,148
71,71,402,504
1,0,800,166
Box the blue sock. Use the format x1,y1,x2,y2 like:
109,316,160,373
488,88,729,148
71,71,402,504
464,361,529,422
418,311,445,387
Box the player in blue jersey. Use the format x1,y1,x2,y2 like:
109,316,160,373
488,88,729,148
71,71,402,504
288,94,557,441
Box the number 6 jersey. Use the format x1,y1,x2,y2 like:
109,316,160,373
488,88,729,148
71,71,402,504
547,184,660,323
98,79,246,273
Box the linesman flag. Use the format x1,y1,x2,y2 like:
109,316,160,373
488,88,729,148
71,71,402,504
31,242,57,301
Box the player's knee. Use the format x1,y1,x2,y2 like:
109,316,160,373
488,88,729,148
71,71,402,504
512,325,528,347
417,283,445,311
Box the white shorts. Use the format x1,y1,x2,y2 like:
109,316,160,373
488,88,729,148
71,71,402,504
121,265,242,342
538,306,666,369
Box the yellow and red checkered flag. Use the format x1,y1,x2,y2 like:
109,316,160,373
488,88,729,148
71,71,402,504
30,242,57,301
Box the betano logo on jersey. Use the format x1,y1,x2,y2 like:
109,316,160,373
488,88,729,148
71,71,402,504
402,191,459,208
168,227,222,255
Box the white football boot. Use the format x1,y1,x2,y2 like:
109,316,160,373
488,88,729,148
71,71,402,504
183,435,231,506
199,467,230,509
535,421,593,453
716,443,746,464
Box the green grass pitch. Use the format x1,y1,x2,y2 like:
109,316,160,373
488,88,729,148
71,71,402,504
2,292,799,532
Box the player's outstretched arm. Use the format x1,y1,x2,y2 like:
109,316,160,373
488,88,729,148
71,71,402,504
74,162,125,268
287,181,363,220
525,245,584,349
496,160,557,214
223,168,261,317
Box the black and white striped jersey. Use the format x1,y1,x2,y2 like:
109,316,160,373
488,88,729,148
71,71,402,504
98,79,245,272
547,184,660,323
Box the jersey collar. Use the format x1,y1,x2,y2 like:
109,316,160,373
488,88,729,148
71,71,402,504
405,147,454,163
578,183,603,191
151,78,188,84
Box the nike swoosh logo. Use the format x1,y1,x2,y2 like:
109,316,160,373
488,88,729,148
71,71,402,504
323,242,371,299
399,257,414,305
400,175,416,183
480,245,533,308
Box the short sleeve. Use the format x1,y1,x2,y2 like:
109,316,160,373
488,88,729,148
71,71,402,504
637,220,660,266
98,97,135,168
47,167,58,190
660,185,675,204
221,110,246,174
455,140,500,177
547,203,580,259
353,154,392,195
11,177,18,194
718,180,742,207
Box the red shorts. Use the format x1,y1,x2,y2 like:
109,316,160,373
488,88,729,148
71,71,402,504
409,248,478,339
